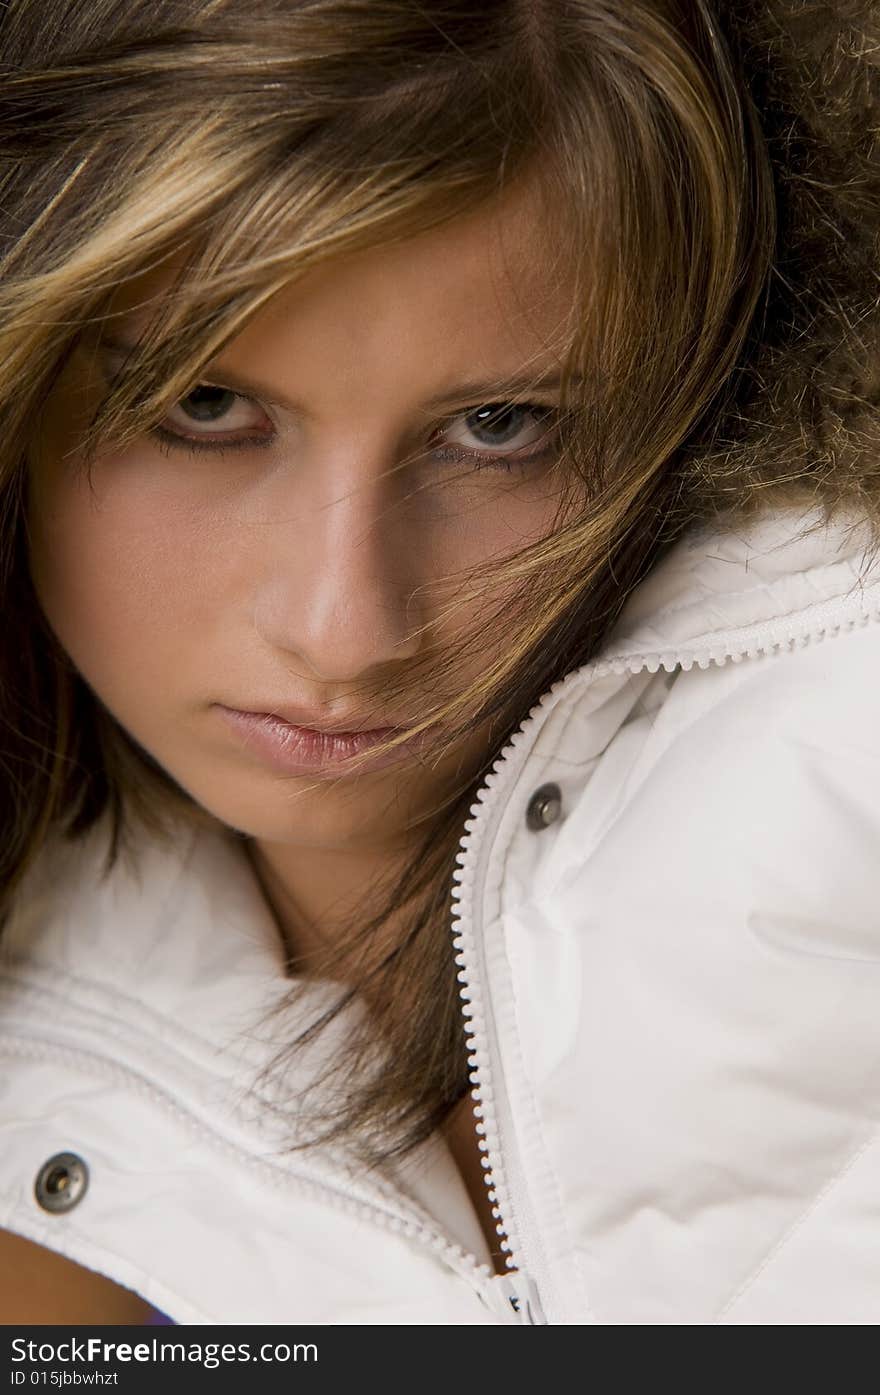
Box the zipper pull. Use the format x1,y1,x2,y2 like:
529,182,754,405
492,1271,547,1325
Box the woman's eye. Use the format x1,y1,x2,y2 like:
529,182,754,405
161,385,271,440
436,402,558,468
147,383,275,456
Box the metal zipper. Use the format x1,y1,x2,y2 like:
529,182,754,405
449,593,880,1326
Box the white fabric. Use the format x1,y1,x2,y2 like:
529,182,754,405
2,501,880,1324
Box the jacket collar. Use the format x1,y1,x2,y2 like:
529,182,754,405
599,503,880,668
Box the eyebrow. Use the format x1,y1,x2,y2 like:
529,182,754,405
98,335,574,410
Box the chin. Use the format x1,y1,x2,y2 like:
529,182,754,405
173,770,398,848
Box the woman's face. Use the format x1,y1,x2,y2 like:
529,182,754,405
28,180,578,857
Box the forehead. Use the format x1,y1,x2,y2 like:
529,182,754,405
111,176,578,384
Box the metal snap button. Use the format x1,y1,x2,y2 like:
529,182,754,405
525,782,562,831
34,1152,89,1214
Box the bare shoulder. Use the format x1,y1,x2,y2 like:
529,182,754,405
0,1229,158,1325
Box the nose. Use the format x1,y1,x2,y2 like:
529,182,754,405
251,460,424,683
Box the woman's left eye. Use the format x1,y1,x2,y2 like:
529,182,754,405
151,385,559,470
434,402,558,469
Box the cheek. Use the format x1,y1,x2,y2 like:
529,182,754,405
26,453,218,700
427,478,563,632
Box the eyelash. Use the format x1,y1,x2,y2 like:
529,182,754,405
147,390,559,472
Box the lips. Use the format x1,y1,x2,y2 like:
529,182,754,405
222,703,402,735
213,704,432,777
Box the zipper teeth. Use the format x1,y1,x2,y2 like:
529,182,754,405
451,668,577,1272
449,594,880,1295
601,595,880,675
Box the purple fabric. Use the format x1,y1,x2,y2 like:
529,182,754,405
145,1307,176,1325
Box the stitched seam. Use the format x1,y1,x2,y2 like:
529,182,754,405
716,1124,880,1320
499,922,590,1317
0,968,278,1082
0,1006,296,1148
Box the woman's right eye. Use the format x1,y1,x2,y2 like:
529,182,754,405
98,347,271,451
161,385,272,440
147,385,273,454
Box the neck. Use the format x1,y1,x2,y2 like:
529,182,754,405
244,835,413,981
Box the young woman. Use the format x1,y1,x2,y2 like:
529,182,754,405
1,0,879,1326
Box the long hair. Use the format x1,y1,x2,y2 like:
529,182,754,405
1,0,875,1166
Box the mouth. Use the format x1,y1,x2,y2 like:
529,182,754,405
213,704,428,777
223,702,406,735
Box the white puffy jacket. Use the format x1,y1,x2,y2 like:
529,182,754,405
2,502,880,1326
